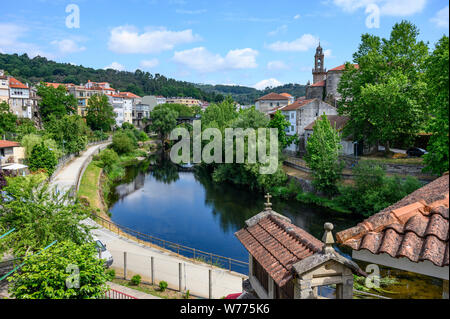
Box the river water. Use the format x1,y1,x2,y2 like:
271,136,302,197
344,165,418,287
107,159,443,299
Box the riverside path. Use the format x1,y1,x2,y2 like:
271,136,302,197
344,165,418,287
50,143,247,299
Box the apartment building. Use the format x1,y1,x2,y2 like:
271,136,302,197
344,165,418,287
8,77,32,119
166,97,201,107
0,71,9,104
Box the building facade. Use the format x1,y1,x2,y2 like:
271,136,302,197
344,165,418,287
0,71,9,105
255,93,291,114
8,77,32,119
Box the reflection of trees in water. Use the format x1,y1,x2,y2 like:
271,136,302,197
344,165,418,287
194,167,264,233
151,153,180,184
108,161,149,206
195,166,360,238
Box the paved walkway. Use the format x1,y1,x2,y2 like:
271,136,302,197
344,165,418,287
50,144,247,299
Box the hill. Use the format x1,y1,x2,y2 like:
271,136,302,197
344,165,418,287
0,52,307,105
0,53,224,102
196,83,307,105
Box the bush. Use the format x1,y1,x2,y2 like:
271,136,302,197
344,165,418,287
112,131,137,155
28,142,58,176
159,281,168,292
183,290,191,299
130,275,141,286
99,149,120,173
106,269,116,281
337,161,423,216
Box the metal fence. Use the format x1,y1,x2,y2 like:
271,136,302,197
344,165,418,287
103,288,138,300
92,214,248,274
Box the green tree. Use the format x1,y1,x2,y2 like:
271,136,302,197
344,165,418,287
0,101,17,136
338,21,429,153
305,115,344,195
0,174,92,256
8,241,110,299
28,142,58,176
98,149,120,172
85,94,116,132
338,161,422,216
16,118,37,140
21,134,61,159
44,114,90,155
268,110,297,150
149,105,178,143
36,83,77,122
111,131,137,155
423,36,449,175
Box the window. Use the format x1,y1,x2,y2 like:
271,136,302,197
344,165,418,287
291,126,294,132
291,113,294,119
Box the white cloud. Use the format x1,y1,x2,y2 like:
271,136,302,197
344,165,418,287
108,26,201,54
253,78,283,90
324,49,333,58
173,47,258,73
267,34,319,52
294,14,301,19
139,59,160,70
332,0,427,16
176,9,207,14
430,6,449,28
267,60,289,71
51,39,86,54
104,62,125,71
0,23,50,58
268,25,288,36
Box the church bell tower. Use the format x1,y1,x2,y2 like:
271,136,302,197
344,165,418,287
312,43,326,84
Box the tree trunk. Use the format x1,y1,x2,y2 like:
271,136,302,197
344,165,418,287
385,141,391,155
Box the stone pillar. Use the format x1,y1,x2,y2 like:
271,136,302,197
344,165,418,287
340,275,354,299
295,279,314,299
443,280,449,299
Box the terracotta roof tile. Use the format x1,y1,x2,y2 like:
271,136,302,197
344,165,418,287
9,77,28,89
0,140,20,148
282,99,316,111
311,80,325,87
256,92,290,101
328,64,359,72
235,213,323,287
337,175,449,267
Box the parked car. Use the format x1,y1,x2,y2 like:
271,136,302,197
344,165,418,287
94,236,114,268
407,147,428,157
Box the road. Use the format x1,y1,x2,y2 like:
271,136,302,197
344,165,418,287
51,143,247,299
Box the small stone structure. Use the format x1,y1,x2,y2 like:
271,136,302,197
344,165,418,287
235,194,363,299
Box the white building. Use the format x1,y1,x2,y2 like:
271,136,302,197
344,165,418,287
8,77,32,119
255,93,291,114
0,71,9,105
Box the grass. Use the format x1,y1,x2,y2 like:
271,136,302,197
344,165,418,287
112,279,194,299
77,161,104,214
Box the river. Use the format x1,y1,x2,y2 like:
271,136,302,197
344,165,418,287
107,158,443,299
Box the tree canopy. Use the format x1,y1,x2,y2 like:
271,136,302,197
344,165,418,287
423,35,449,176
36,83,77,122
85,94,116,132
338,21,429,153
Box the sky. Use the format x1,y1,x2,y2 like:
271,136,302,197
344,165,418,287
0,0,448,89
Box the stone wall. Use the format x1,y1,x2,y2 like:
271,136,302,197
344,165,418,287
305,86,324,100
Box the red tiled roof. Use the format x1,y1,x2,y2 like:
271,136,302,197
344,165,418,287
337,174,449,267
235,213,323,287
282,99,316,111
45,82,69,89
280,93,293,98
311,80,325,87
256,92,290,101
0,140,20,148
328,64,359,72
304,115,349,131
120,92,141,99
9,77,28,89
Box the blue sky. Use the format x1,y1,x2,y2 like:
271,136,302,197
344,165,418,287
0,0,448,88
